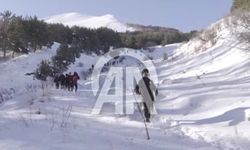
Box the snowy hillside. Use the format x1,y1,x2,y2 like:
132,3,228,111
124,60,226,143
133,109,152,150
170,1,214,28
0,45,215,150
43,12,135,32
0,43,59,93
1,15,250,149
175,17,232,56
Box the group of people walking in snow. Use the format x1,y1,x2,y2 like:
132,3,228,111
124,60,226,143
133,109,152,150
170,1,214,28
53,68,158,123
54,72,80,92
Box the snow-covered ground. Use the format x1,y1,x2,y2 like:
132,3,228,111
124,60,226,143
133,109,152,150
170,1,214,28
155,40,250,149
1,18,250,149
0,43,59,95
43,12,135,32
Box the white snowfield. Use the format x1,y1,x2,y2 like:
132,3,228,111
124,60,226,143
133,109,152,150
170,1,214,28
43,12,135,32
0,43,59,94
1,18,250,150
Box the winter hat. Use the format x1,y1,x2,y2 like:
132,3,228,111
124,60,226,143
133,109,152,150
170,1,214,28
142,68,149,74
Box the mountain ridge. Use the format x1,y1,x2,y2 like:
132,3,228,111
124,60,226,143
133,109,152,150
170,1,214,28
43,12,135,32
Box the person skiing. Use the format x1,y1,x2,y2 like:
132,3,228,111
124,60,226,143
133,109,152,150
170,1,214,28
135,68,158,122
72,72,80,92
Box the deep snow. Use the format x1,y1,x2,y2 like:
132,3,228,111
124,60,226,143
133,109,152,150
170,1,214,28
1,19,250,150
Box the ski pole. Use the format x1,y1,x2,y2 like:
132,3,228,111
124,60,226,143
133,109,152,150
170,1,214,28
131,89,150,140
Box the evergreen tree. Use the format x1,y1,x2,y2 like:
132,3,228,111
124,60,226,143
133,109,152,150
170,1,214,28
96,27,122,53
52,44,75,72
23,16,49,51
8,16,27,57
0,10,14,57
36,60,53,80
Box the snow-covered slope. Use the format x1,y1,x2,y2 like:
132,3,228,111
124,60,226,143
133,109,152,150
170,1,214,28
152,17,250,149
43,12,135,32
1,15,250,149
0,43,59,93
175,17,232,56
0,45,215,150
64,16,250,149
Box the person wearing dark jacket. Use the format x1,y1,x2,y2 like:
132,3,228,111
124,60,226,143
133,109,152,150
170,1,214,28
135,68,158,122
65,74,69,90
72,72,80,92
59,74,66,89
54,74,60,89
66,72,73,91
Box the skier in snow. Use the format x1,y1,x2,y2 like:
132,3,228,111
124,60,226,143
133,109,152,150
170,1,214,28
135,68,158,122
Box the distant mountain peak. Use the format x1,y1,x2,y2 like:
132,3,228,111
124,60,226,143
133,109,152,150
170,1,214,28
43,12,135,32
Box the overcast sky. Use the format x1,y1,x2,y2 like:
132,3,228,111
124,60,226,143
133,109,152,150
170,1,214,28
0,0,233,32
